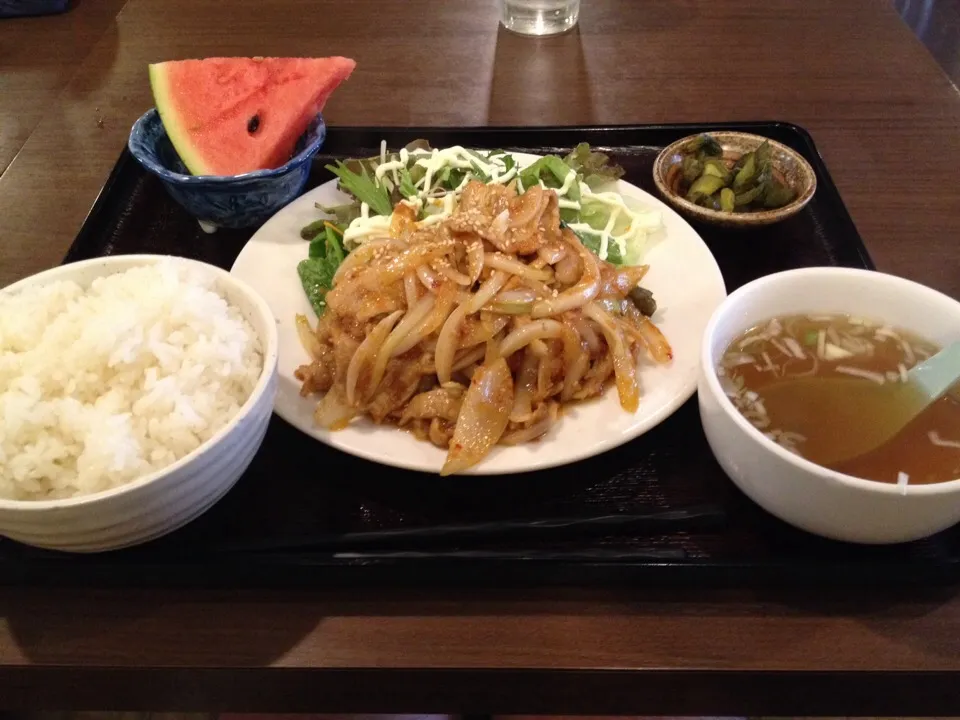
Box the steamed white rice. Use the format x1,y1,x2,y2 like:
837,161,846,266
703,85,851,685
0,261,263,501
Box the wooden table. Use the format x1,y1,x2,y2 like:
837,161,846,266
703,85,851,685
0,0,128,175
0,0,959,714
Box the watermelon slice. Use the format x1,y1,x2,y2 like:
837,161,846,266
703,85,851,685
149,56,355,176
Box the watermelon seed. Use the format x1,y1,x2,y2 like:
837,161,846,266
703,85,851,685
247,115,260,134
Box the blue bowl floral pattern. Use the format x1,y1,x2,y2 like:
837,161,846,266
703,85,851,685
128,108,326,230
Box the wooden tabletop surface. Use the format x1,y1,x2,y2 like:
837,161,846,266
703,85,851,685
1,0,959,713
0,0,128,175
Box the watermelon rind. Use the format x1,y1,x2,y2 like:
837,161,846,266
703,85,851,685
149,62,212,176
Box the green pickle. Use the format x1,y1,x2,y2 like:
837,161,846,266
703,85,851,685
686,174,725,202
676,134,796,213
681,156,702,183
734,184,765,206
732,152,757,190
755,140,772,170
719,187,735,212
702,158,731,182
763,180,796,208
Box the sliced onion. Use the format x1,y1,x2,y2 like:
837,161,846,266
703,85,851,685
520,277,554,299
556,324,584,400
529,338,550,357
597,298,629,316
484,252,553,283
538,242,567,265
355,294,401,322
497,288,537,304
501,402,559,445
499,319,563,357
434,258,473,286
393,285,458,356
636,315,673,364
441,358,514,476
563,352,591,401
536,353,559,399
490,208,510,237
314,385,357,430
571,315,602,354
584,303,639,412
464,270,509,314
332,237,393,286
345,310,403,406
554,251,581,285
416,263,442,291
399,386,465,425
403,271,421,308
367,296,436,399
460,314,509,347
532,230,600,318
488,288,537,316
465,239,484,284
435,304,470,384
510,350,538,422
601,264,649,296
489,300,534,315
484,333,502,365
451,344,486,372
479,309,499,334
428,417,453,448
498,318,579,398
295,314,323,361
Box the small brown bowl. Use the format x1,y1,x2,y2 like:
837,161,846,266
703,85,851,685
652,131,817,228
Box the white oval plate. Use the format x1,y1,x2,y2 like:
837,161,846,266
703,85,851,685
231,151,727,474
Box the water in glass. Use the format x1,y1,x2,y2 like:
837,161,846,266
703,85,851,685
500,0,580,36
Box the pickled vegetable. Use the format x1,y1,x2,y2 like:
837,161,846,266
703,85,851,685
681,156,703,183
702,158,731,183
732,152,756,190
763,180,795,207
755,140,772,171
628,285,657,317
720,187,735,212
686,134,724,159
686,174,725,202
734,184,765,206
673,133,797,213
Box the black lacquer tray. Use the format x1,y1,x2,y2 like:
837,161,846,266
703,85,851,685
3,122,957,587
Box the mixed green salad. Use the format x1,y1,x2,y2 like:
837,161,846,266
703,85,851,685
297,141,662,317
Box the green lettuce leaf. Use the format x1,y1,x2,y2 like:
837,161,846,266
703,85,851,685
563,142,625,189
519,155,578,197
574,229,624,265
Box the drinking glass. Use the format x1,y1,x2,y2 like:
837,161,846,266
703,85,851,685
500,0,580,36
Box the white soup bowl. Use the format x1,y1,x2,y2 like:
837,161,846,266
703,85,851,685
698,267,960,544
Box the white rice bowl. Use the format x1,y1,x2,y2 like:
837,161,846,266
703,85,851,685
0,259,264,502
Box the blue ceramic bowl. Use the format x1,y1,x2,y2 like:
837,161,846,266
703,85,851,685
128,108,327,231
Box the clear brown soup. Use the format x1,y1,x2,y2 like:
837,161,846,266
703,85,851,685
719,313,960,486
